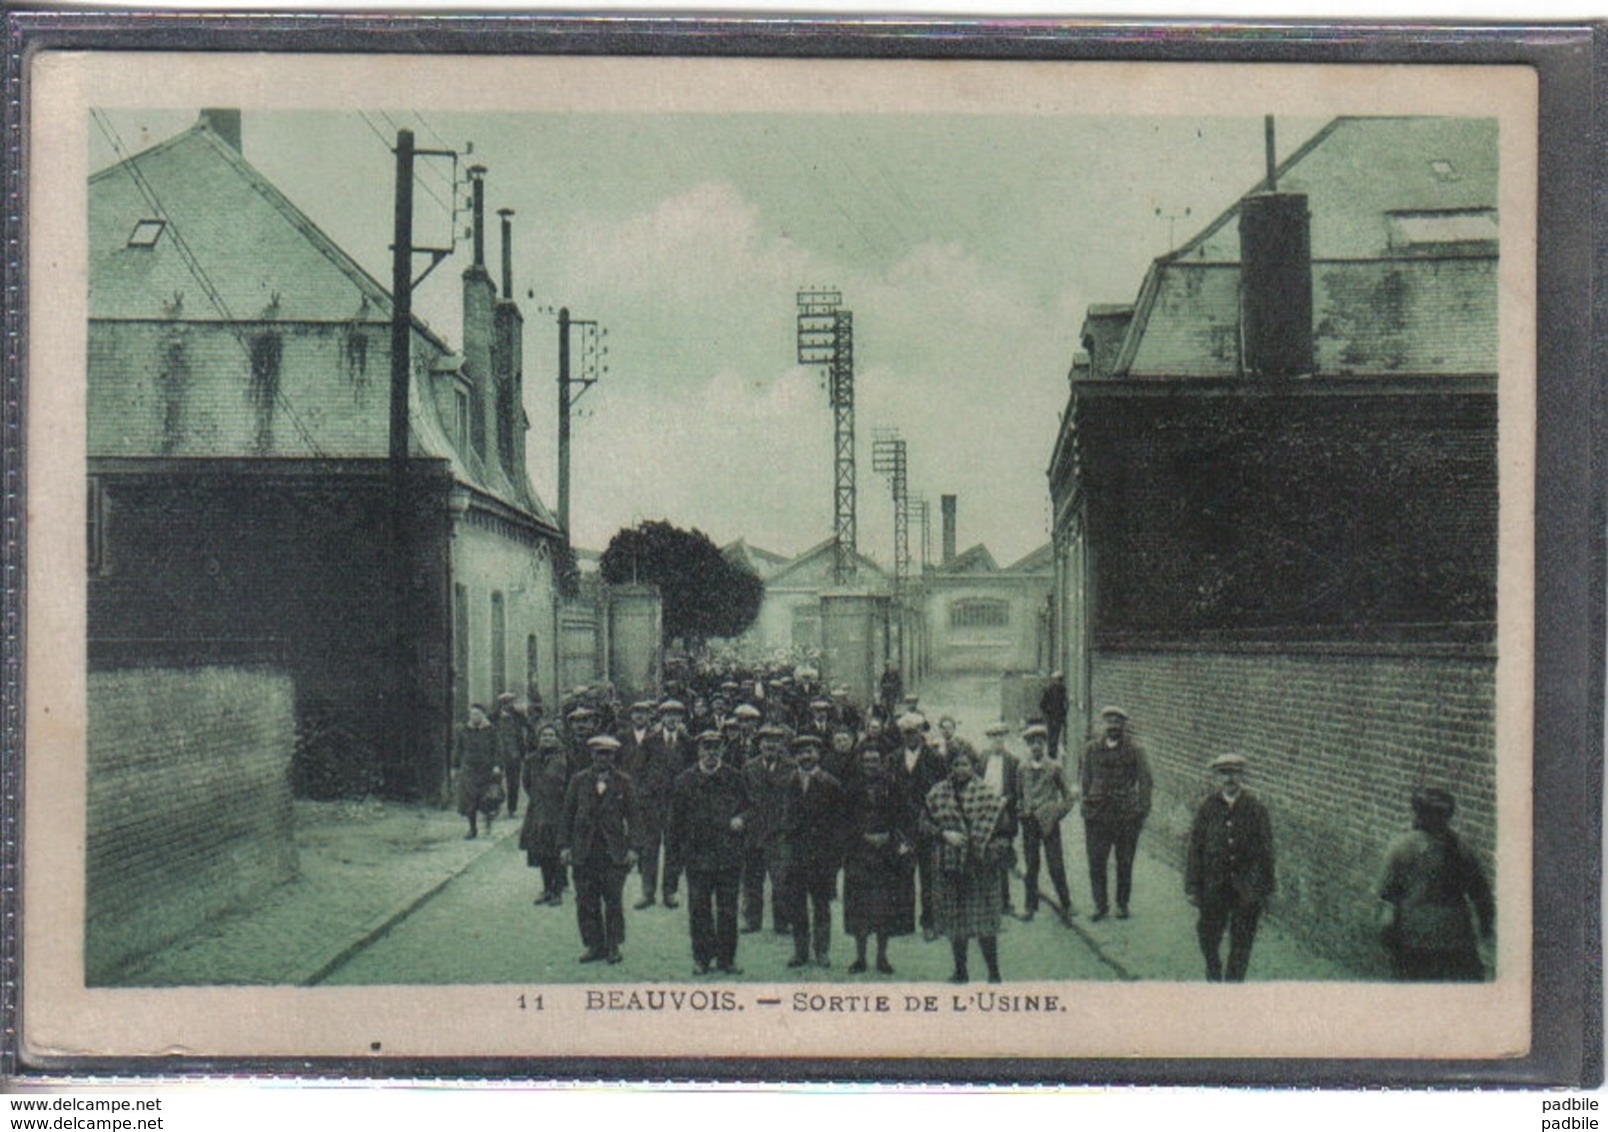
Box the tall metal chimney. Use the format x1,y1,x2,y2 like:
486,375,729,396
498,208,515,299
468,164,487,270
941,494,957,566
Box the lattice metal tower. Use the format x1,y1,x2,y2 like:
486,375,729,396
911,497,932,572
797,289,857,584
872,430,910,593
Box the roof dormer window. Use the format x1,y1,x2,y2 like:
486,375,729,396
127,219,166,248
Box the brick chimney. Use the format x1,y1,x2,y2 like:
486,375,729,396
492,207,527,485
461,165,495,463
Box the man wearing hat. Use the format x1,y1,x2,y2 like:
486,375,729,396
628,700,691,909
727,703,763,766
979,723,1023,916
565,705,599,763
781,734,848,968
1039,672,1069,759
1078,706,1154,921
561,734,641,964
888,712,948,939
741,724,796,934
1184,753,1275,982
1377,787,1493,981
617,700,656,776
491,692,529,818
669,730,751,975
1016,723,1076,925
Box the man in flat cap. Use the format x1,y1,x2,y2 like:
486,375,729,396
628,700,690,909
1184,753,1275,982
781,734,847,968
1078,706,1153,921
561,734,640,965
669,730,751,975
888,712,948,939
1016,723,1077,925
741,724,796,934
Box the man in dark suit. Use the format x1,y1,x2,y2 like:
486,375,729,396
561,735,640,965
628,699,691,910
1078,706,1153,921
741,724,795,934
782,735,847,969
1039,672,1069,759
1185,752,1276,982
669,730,751,976
887,713,948,940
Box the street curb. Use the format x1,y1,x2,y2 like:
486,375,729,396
1015,867,1140,982
299,821,518,986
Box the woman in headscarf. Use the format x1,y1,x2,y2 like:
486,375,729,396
520,721,572,905
923,746,1016,984
1377,787,1494,981
842,745,916,975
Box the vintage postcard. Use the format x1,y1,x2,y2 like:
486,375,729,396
22,46,1536,1067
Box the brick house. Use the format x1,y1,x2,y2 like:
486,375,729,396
88,110,564,801
1047,117,1499,970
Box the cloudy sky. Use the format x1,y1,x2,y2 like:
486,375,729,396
91,106,1326,566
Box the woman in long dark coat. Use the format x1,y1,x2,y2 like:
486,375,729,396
924,746,1015,984
842,746,916,975
520,722,572,905
455,704,500,839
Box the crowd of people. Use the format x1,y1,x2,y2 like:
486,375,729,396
451,662,1493,984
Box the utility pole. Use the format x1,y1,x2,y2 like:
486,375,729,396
555,308,605,539
389,128,457,799
872,429,910,670
797,289,857,585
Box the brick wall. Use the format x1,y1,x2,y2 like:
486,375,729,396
85,666,298,985
1090,646,1495,974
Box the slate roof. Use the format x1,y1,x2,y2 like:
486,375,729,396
1097,116,1498,382
1003,543,1054,574
764,537,890,593
931,544,999,575
88,117,558,532
722,539,793,580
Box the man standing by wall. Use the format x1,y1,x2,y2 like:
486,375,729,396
1016,722,1076,926
1185,752,1275,982
1078,706,1152,921
1038,672,1068,759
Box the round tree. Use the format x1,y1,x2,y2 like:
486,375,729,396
599,520,763,649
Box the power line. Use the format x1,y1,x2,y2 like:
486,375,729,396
91,110,330,459
359,111,453,219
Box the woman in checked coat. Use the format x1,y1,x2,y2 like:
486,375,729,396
923,746,1016,984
